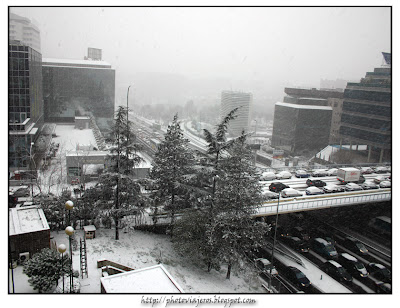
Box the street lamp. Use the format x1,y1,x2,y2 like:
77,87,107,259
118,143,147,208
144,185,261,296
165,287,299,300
58,244,67,293
268,189,282,292
65,200,74,293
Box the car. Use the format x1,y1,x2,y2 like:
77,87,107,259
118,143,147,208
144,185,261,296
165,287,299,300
276,226,291,237
327,168,338,176
255,258,278,276
379,180,391,188
281,236,310,253
360,167,373,174
323,184,345,193
290,226,310,241
305,186,324,195
373,175,389,184
276,171,292,180
295,169,310,178
281,188,302,198
312,237,338,259
269,182,290,193
306,179,326,187
342,237,368,256
374,166,389,174
311,169,328,177
283,266,311,289
262,190,280,200
375,282,391,294
322,260,353,284
11,186,31,197
260,171,277,181
368,263,391,283
344,183,363,191
361,181,380,190
338,253,369,278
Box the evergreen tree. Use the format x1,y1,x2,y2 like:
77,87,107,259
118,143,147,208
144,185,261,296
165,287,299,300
23,248,70,293
150,114,195,233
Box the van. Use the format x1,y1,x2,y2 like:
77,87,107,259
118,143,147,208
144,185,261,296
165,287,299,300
312,237,338,259
322,260,353,284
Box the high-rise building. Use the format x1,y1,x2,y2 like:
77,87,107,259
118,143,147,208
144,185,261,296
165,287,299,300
221,90,252,137
42,57,115,132
9,41,44,171
9,12,41,53
338,53,391,163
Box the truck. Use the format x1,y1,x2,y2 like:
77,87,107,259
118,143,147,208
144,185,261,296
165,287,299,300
337,167,361,184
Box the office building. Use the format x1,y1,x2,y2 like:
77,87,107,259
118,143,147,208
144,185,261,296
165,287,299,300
9,41,44,171
42,56,115,132
338,53,391,163
221,90,252,137
9,12,41,53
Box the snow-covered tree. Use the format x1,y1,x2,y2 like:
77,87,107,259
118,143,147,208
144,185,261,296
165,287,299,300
23,248,70,293
150,114,195,233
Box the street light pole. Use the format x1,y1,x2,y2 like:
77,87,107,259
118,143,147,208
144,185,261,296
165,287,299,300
65,200,74,293
58,244,67,293
268,190,281,292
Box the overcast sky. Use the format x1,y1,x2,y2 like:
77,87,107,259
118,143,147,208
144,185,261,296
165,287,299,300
10,6,391,100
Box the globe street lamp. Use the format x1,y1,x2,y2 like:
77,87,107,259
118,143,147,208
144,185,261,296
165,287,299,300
57,244,67,293
65,200,74,293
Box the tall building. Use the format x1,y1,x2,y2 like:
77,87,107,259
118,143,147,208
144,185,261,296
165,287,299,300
338,53,391,163
42,57,115,132
221,91,252,137
271,88,337,155
9,41,44,171
9,12,41,53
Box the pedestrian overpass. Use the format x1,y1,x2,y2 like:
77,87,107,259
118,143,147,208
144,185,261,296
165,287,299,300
254,189,391,217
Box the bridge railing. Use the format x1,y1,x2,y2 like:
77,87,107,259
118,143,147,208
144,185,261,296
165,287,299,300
256,192,391,216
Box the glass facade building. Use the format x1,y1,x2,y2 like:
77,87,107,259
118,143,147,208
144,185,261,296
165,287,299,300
42,58,115,132
221,91,252,137
9,41,43,170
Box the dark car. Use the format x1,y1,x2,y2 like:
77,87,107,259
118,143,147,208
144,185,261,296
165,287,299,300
290,226,310,241
368,263,391,283
312,238,338,259
11,186,30,197
338,253,369,278
375,282,391,294
306,179,326,187
276,226,291,238
322,260,353,284
281,236,310,253
342,237,368,256
283,266,311,289
269,182,290,193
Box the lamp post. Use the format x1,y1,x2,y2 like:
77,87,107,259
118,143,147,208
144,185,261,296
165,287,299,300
65,200,74,293
58,244,67,293
268,190,281,292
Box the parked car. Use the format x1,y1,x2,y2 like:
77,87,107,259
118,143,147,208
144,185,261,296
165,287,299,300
311,169,329,177
323,184,345,193
295,169,310,178
361,181,380,190
322,260,353,284
379,180,391,188
305,186,324,195
269,182,290,193
11,186,30,197
338,253,369,278
306,179,326,187
360,167,373,174
281,236,310,253
344,183,363,191
260,171,277,181
290,226,310,241
283,266,311,289
368,263,391,283
342,237,368,256
255,258,278,276
281,188,303,198
276,171,292,180
327,168,338,176
262,190,280,200
312,237,338,259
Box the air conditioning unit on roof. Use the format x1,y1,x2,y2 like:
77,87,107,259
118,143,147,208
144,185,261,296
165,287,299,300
19,252,30,263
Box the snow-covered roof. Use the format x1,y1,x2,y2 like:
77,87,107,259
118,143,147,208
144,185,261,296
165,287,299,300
275,102,333,111
328,260,342,268
315,238,329,245
83,225,96,232
341,253,358,262
42,57,112,68
9,206,50,236
100,264,184,293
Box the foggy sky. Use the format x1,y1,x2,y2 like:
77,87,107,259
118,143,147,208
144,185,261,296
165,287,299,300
10,7,391,101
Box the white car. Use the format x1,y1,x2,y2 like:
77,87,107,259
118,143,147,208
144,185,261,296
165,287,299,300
373,175,389,184
345,183,363,191
295,169,310,178
305,186,324,195
374,166,389,174
311,169,329,177
327,168,338,176
360,167,373,174
379,181,391,188
276,171,292,180
281,188,303,198
261,171,277,181
323,184,345,193
262,190,280,199
255,258,278,276
361,181,380,190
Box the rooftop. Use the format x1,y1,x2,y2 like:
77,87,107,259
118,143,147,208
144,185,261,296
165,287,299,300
42,57,112,69
9,206,50,236
275,102,332,111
